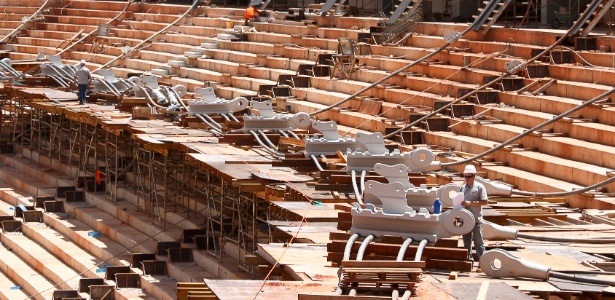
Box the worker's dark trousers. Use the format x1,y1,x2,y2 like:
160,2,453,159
462,222,484,261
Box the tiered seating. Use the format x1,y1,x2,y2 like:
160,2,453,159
2,0,615,209
0,152,251,299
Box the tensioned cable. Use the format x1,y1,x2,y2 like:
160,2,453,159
382,0,601,139
22,155,312,300
56,0,135,56
441,86,615,167
93,0,201,73
0,0,50,44
306,0,502,117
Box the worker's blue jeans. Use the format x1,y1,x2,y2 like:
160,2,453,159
78,84,87,104
463,223,484,261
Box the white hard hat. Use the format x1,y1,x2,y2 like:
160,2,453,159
79,60,86,66
463,165,477,174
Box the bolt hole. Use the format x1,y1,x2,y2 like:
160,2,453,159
491,258,502,271
452,216,464,228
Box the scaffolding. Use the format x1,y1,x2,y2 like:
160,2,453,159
2,87,272,276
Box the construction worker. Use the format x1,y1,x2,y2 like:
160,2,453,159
460,164,488,265
244,5,260,26
73,60,92,105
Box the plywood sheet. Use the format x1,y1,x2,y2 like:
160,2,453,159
434,282,533,300
251,168,313,183
514,249,595,271
205,280,338,300
257,243,339,281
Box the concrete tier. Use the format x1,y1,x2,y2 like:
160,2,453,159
0,152,242,282
0,231,84,290
457,110,615,168
480,106,615,147
425,131,615,193
0,269,31,300
0,242,55,300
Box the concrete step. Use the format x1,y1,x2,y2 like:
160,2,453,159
446,158,615,210
0,154,73,187
0,14,32,21
35,22,98,34
44,15,114,26
110,27,157,40
479,106,615,148
0,231,83,290
10,146,250,281
133,13,185,23
61,0,135,11
469,107,615,166
0,20,21,28
425,131,615,192
8,44,59,56
50,7,130,18
0,242,55,300
0,269,31,300
0,0,46,6
1,152,220,283
549,64,615,88
0,158,55,198
499,91,615,128
22,222,177,300
124,20,168,32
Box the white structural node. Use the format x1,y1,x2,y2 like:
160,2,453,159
346,132,441,172
365,163,462,208
304,121,360,156
350,180,475,243
93,69,137,95
241,100,311,132
187,87,249,115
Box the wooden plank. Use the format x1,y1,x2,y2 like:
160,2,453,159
342,267,423,274
358,98,382,115
299,295,391,300
340,260,426,269
327,241,468,260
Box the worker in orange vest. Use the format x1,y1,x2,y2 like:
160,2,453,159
245,5,260,26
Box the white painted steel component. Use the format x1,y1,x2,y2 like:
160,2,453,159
350,181,475,243
188,87,249,115
173,85,188,97
241,100,311,132
124,74,187,110
168,59,187,67
366,163,463,208
217,33,236,40
443,32,462,43
480,249,550,280
0,58,21,78
482,221,518,240
346,134,441,172
201,42,220,49
184,51,203,58
304,121,359,156
476,177,513,196
38,54,77,83
151,68,169,76
93,69,134,94
374,163,414,189
505,60,523,74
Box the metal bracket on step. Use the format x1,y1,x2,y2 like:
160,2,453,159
304,121,359,156
188,87,249,115
350,181,475,243
368,163,462,208
241,100,311,132
346,140,442,173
